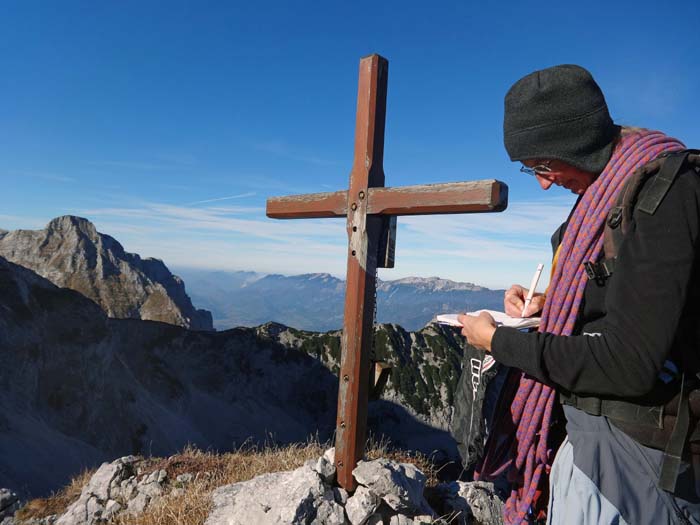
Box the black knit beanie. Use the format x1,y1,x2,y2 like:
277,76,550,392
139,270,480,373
503,64,620,174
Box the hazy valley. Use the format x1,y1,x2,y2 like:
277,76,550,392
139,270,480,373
176,269,506,332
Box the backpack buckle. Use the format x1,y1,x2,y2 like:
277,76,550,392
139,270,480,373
607,207,623,229
584,260,614,283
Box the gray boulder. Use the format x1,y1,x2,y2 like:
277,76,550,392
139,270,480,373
55,456,168,525
345,486,379,525
432,481,503,525
204,450,446,525
206,463,346,525
352,459,428,514
0,488,20,524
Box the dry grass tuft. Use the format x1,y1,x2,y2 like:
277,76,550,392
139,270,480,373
16,436,441,525
15,468,95,521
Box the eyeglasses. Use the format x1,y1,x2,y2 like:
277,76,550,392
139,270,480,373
520,161,554,177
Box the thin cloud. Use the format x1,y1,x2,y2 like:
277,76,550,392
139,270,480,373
398,197,573,241
72,193,571,288
186,192,257,206
78,200,346,243
87,160,173,171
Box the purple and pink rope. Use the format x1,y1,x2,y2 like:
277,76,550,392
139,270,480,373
476,130,685,524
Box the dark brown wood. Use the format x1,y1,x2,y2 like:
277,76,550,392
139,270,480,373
266,190,347,219
367,180,507,215
266,180,507,219
265,53,509,491
335,54,388,491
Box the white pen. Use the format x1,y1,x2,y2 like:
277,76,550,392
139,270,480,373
521,263,545,317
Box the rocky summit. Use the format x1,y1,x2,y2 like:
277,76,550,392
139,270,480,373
0,216,213,330
16,451,503,525
0,255,466,500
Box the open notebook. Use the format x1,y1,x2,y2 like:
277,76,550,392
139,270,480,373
436,309,540,330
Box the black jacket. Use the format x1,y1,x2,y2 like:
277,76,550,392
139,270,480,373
491,166,700,401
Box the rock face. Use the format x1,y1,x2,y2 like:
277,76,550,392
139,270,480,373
0,256,464,499
429,481,504,525
0,256,337,498
205,451,438,525
0,216,213,330
55,456,168,525
270,322,464,437
0,488,20,524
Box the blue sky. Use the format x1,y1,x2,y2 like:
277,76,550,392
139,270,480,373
1,1,698,289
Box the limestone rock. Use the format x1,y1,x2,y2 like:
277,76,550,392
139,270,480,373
388,516,413,525
345,486,379,525
102,500,121,520
0,488,20,523
313,494,347,525
22,516,57,524
203,452,443,525
55,456,169,525
333,487,349,506
353,459,427,513
56,456,137,525
0,216,212,330
432,481,503,525
126,492,150,515
176,473,194,484
206,464,345,525
311,448,336,484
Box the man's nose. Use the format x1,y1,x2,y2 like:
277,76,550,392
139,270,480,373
536,174,554,190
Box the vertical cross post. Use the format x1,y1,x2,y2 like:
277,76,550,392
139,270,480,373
266,53,508,492
335,54,388,490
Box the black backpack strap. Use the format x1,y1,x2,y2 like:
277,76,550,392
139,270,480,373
586,149,700,284
563,377,691,493
561,391,663,427
637,150,694,215
658,373,690,492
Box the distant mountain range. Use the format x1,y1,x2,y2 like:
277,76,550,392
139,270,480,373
175,269,506,332
0,216,505,334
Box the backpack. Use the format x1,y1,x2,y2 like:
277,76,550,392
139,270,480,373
563,149,700,492
450,342,506,472
583,149,700,283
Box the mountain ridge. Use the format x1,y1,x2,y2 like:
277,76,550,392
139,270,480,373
176,268,505,332
0,216,213,330
0,255,463,499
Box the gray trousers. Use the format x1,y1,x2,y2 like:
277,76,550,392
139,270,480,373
547,406,700,525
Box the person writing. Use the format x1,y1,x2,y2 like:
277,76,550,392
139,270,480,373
459,65,700,524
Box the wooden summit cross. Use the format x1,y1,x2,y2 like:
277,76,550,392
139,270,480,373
266,54,508,490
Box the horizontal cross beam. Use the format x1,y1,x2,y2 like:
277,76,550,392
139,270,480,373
266,179,507,219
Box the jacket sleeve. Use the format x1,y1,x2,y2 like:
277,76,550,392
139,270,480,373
491,169,700,397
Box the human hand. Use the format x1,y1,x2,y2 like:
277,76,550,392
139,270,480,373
458,312,497,352
503,284,545,318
